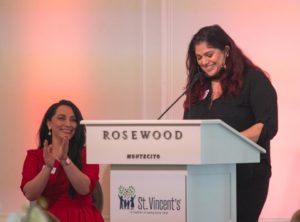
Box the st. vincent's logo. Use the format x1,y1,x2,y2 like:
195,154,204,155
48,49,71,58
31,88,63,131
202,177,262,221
118,185,136,210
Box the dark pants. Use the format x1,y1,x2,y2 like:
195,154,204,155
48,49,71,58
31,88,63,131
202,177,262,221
236,161,271,222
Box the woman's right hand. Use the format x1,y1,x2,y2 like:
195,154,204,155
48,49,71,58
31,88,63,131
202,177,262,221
43,140,55,168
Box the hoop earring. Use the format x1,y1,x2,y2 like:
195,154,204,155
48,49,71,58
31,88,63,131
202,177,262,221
48,129,52,136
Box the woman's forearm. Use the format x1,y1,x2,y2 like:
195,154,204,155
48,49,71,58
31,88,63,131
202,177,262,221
23,166,51,201
61,159,91,195
240,123,264,142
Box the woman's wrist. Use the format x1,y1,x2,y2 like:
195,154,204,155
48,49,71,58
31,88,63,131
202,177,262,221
42,164,56,174
44,160,55,168
60,157,71,166
43,165,52,170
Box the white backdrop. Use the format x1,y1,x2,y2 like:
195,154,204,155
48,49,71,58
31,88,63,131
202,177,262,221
0,0,299,220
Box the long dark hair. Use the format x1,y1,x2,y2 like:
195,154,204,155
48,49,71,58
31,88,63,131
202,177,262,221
184,24,265,110
38,99,86,197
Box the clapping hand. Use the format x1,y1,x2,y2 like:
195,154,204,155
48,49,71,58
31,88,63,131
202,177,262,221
43,140,55,168
57,137,69,161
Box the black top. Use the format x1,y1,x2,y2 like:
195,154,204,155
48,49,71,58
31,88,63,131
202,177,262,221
184,68,278,165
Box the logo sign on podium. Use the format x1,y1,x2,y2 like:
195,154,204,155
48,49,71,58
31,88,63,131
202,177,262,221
110,170,186,222
81,120,201,164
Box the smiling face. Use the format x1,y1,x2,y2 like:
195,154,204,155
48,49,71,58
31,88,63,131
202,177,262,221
195,41,227,78
47,105,77,142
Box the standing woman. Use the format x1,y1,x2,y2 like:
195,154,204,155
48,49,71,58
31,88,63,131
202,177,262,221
21,100,104,222
184,25,278,222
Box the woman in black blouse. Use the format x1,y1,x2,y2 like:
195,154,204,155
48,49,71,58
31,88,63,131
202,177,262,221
184,24,278,222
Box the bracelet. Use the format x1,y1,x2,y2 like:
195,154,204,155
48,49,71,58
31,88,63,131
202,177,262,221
61,157,71,166
42,165,56,175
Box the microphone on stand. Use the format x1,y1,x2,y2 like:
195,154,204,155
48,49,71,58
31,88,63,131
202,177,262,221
157,72,202,120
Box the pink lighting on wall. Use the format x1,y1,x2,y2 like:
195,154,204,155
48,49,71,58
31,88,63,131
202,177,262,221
14,1,93,138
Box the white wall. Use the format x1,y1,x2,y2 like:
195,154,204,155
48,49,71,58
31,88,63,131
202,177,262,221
0,0,299,220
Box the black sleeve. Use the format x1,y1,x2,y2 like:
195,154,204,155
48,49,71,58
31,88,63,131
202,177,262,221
248,70,278,141
183,110,189,119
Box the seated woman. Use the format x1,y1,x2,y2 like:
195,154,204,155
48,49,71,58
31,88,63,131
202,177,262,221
20,99,104,222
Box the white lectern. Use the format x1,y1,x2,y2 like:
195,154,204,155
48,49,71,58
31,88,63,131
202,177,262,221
81,119,265,222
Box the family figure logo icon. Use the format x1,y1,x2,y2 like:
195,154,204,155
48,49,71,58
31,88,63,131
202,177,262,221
118,185,136,210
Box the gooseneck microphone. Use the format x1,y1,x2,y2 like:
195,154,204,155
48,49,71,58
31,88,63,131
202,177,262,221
157,72,202,120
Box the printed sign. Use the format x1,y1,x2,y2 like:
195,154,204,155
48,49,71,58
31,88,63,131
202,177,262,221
110,170,186,222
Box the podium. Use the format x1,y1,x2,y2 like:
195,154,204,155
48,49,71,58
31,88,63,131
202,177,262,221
81,119,265,222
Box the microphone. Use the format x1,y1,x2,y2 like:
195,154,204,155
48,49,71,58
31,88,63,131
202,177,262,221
157,72,202,120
